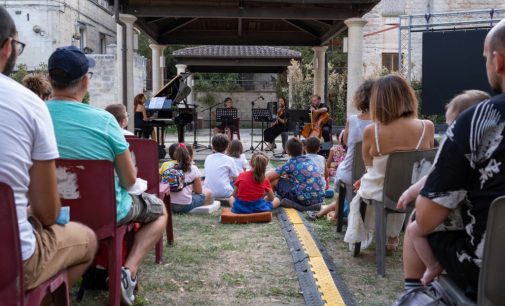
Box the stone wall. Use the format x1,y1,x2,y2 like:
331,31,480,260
88,45,147,109
5,0,116,70
362,0,505,81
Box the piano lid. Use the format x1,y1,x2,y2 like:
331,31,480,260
153,73,191,105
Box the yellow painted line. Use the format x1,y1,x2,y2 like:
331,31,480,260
284,208,346,306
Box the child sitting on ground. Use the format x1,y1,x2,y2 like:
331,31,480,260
227,139,248,174
326,131,346,177
168,144,214,213
159,143,179,174
304,137,329,190
230,151,280,213
267,137,325,211
397,89,490,285
203,134,239,198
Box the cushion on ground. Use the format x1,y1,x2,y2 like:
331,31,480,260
220,208,272,224
189,201,221,215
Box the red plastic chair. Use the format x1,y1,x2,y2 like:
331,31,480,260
0,182,70,306
126,138,174,261
55,160,125,306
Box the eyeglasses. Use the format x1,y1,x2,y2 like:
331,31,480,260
12,39,25,56
87,71,94,80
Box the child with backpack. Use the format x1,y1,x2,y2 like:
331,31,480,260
231,151,280,213
162,144,213,213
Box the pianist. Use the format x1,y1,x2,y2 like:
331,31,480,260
264,97,288,151
134,93,156,140
213,97,239,140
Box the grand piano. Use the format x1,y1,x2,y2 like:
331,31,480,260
146,73,194,146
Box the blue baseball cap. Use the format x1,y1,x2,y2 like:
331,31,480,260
48,46,96,82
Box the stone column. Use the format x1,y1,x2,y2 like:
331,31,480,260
149,44,166,94
175,64,187,75
344,17,367,116
116,24,124,105
312,46,328,99
119,14,137,132
187,74,195,106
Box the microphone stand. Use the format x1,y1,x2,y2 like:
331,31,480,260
197,102,222,152
245,95,264,153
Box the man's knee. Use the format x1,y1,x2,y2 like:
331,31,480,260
82,226,98,262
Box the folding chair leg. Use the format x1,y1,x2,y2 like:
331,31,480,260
353,200,368,257
108,237,122,306
155,238,163,264
375,202,387,277
336,184,346,233
164,200,174,245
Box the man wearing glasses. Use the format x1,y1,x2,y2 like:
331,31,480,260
0,6,97,293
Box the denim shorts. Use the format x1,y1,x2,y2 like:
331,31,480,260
172,193,206,214
276,178,301,204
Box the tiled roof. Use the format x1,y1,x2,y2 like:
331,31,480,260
173,45,302,59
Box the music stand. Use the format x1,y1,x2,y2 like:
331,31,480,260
196,102,222,152
252,108,273,151
215,108,238,133
286,110,310,137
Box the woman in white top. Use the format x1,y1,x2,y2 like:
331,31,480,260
170,145,214,213
307,79,374,220
344,74,434,251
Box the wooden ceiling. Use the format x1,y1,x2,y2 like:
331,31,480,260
113,0,379,46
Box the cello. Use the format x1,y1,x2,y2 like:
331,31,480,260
301,109,330,139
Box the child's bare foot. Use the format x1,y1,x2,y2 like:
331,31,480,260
421,262,443,285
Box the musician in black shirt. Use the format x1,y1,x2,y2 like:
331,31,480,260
264,97,288,150
214,97,239,140
310,95,331,142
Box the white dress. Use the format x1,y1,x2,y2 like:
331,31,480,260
344,121,426,249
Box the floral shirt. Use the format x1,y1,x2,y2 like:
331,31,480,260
275,155,325,205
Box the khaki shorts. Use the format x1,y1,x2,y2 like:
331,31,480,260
118,193,164,226
23,217,96,290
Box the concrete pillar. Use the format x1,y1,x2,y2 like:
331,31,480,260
187,74,195,106
116,24,124,105
175,64,187,75
119,14,137,132
312,46,328,99
149,44,166,94
344,17,367,117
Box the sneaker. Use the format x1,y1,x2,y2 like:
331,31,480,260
120,267,137,306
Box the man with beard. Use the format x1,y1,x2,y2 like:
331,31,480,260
0,6,97,294
398,19,505,301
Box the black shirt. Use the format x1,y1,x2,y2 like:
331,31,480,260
421,93,505,267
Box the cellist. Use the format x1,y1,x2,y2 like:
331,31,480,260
302,95,331,142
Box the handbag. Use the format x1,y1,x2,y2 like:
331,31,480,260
392,282,455,306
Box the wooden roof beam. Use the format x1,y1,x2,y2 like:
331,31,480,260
125,5,356,20
282,19,320,39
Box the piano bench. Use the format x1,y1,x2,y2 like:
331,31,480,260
134,128,143,138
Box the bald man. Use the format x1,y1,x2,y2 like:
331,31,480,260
399,19,505,299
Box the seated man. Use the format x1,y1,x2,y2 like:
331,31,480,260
267,137,325,211
46,46,167,306
400,19,505,300
309,95,331,143
0,7,97,293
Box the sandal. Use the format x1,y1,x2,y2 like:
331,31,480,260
306,211,320,221
386,236,400,251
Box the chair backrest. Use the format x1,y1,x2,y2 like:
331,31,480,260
55,160,116,240
479,196,505,306
351,141,366,184
126,138,160,195
382,149,438,211
0,182,23,304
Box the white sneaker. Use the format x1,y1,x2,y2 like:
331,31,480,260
120,267,137,306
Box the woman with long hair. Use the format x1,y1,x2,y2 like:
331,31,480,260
134,93,155,139
264,97,288,151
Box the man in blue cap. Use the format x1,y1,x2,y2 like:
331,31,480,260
46,46,167,306
0,6,97,296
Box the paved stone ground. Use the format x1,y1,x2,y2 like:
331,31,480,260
164,128,289,161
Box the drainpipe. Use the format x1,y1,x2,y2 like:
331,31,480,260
114,0,128,107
